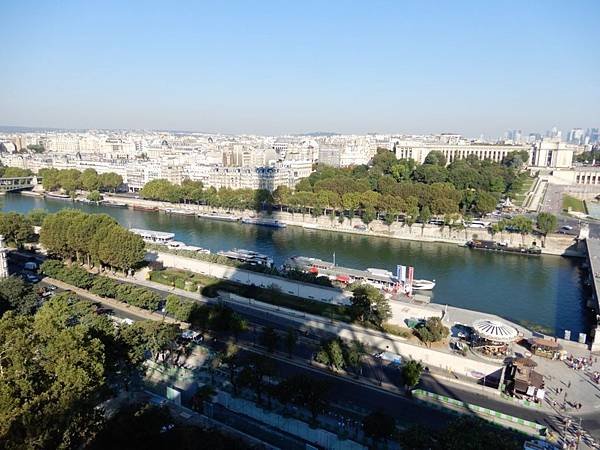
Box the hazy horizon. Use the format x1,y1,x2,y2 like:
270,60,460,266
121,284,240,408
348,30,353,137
2,1,598,137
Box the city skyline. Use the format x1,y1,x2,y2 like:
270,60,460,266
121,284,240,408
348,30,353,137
2,1,599,137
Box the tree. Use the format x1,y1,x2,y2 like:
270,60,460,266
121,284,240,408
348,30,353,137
97,224,145,272
418,205,431,234
349,285,392,327
2,167,33,177
413,164,448,184
344,340,365,377
0,276,39,316
230,313,248,341
0,294,142,449
275,375,330,423
99,172,123,192
473,191,497,215
81,168,101,191
415,317,449,347
315,337,346,371
87,190,102,202
423,150,447,166
402,359,423,391
260,326,278,353
536,212,557,246
0,212,34,248
222,343,240,395
26,208,48,226
284,327,297,358
363,410,396,442
191,385,216,413
237,354,275,404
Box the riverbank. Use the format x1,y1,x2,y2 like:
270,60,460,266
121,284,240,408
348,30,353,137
101,194,584,257
3,193,589,337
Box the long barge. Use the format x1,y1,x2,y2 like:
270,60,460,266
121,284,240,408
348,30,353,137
241,217,287,228
466,239,541,256
132,205,158,212
284,256,435,292
217,248,274,267
197,212,241,222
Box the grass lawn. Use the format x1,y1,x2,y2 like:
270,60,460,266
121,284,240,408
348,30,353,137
511,174,536,206
562,194,587,213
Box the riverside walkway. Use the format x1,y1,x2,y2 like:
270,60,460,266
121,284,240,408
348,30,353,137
583,239,600,351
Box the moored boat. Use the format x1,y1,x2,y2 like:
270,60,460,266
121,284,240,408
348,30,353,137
241,217,287,228
132,204,158,212
217,248,273,267
197,211,241,222
164,208,195,216
102,201,127,208
130,228,175,244
466,239,541,256
411,279,436,290
45,192,72,201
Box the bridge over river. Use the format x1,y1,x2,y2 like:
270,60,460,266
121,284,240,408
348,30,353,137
583,237,600,351
0,176,41,193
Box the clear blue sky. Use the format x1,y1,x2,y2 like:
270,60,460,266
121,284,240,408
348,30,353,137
1,0,598,137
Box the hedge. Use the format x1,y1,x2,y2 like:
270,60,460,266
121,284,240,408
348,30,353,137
41,260,160,312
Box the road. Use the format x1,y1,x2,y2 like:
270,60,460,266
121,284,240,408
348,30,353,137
8,251,598,445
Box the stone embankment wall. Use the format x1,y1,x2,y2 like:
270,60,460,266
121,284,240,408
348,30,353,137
107,195,582,257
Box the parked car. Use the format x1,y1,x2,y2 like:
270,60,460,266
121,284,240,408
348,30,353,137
24,261,38,271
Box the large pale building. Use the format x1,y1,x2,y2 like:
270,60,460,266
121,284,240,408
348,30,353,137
529,139,576,169
393,140,531,165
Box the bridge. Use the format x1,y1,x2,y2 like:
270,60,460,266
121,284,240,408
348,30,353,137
583,237,600,351
0,176,41,192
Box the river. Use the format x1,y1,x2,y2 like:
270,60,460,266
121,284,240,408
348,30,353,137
1,193,592,337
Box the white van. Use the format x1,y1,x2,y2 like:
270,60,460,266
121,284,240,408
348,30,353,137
468,220,490,229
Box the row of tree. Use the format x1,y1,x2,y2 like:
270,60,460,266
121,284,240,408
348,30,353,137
138,150,530,222
41,260,161,311
39,167,123,194
0,166,33,178
40,210,145,272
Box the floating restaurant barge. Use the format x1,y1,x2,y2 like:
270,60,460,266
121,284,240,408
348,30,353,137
284,256,435,292
466,239,541,256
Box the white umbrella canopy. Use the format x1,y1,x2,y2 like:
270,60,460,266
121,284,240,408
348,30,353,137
473,319,518,343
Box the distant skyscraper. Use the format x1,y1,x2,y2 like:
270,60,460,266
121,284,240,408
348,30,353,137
567,128,584,145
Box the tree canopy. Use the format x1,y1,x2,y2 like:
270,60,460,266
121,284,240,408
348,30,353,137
39,167,123,194
40,210,145,271
0,293,155,448
349,285,392,327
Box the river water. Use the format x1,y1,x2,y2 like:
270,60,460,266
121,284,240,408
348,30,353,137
2,193,591,336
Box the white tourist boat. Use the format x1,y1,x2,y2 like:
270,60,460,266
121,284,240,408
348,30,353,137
241,217,287,228
129,228,175,244
411,279,436,290
164,208,195,216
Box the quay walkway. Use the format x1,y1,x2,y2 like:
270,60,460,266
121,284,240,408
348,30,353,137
583,238,600,351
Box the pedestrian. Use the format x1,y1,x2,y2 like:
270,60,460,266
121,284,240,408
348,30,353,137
568,381,571,388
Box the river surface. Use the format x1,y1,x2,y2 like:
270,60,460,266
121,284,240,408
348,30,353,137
2,193,592,336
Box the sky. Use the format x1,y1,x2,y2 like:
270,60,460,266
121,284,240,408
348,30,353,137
1,0,599,137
